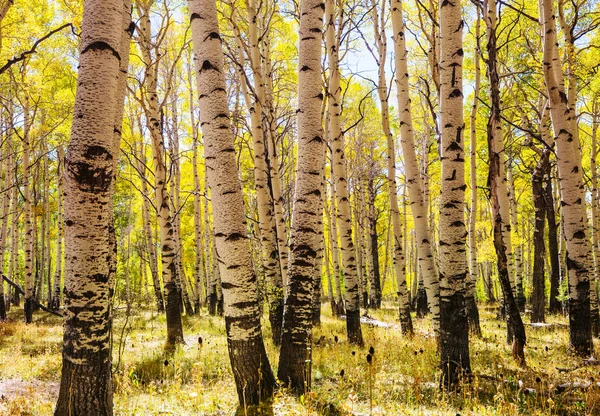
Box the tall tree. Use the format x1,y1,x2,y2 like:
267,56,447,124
278,0,326,391
325,0,362,344
541,0,593,356
136,0,184,346
391,0,439,333
438,0,471,388
55,0,131,413
189,0,276,408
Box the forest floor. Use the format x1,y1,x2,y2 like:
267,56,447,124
0,302,599,415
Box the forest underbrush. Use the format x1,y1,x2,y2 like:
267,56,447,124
0,303,598,415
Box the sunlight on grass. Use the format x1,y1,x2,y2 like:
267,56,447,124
0,304,598,415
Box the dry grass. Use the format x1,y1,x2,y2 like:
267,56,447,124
0,303,598,415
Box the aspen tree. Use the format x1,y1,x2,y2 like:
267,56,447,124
438,0,471,387
365,0,410,327
55,0,130,413
0,142,8,320
136,0,184,346
52,146,64,310
189,0,276,406
590,103,600,336
278,0,326,391
391,0,439,333
541,0,593,355
467,10,481,335
325,0,362,344
483,0,516,317
230,4,285,343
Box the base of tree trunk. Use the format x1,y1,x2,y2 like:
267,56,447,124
512,339,526,367
0,296,6,321
269,299,284,345
55,354,113,416
346,309,363,345
465,295,481,336
164,282,184,351
228,331,275,408
186,302,196,315
439,293,471,390
569,291,593,356
208,293,218,316
398,298,414,335
278,335,311,393
416,288,428,318
24,297,34,323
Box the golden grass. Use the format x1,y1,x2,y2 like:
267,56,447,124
0,304,598,415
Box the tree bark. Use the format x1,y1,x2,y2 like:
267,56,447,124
189,0,276,407
439,0,471,388
278,0,326,392
55,1,130,413
137,0,184,347
531,150,549,323
22,79,34,323
325,0,362,345
391,0,437,334
541,0,593,355
52,145,64,310
466,9,481,336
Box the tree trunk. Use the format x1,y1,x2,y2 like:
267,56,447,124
325,0,362,345
191,99,206,312
484,0,526,360
55,1,130,413
541,0,593,355
232,8,284,343
391,0,438,334
0,142,9,320
328,170,344,316
52,146,64,310
168,98,195,316
365,179,381,310
439,0,471,388
466,9,481,335
137,0,184,348
589,108,600,336
22,81,34,323
136,136,164,312
190,0,276,407
278,0,326,392
531,150,549,323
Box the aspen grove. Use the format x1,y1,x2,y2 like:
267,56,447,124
1,0,600,414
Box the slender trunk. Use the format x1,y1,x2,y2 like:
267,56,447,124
541,0,593,355
485,0,526,359
136,136,164,312
367,180,382,310
278,0,326,392
191,106,205,312
531,150,549,323
589,108,600,336
137,1,184,347
328,171,344,315
190,0,276,406
467,9,481,335
326,0,362,345
22,78,34,323
52,146,64,310
391,0,438,334
0,142,9,320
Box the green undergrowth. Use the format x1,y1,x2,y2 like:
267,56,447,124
0,303,598,415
